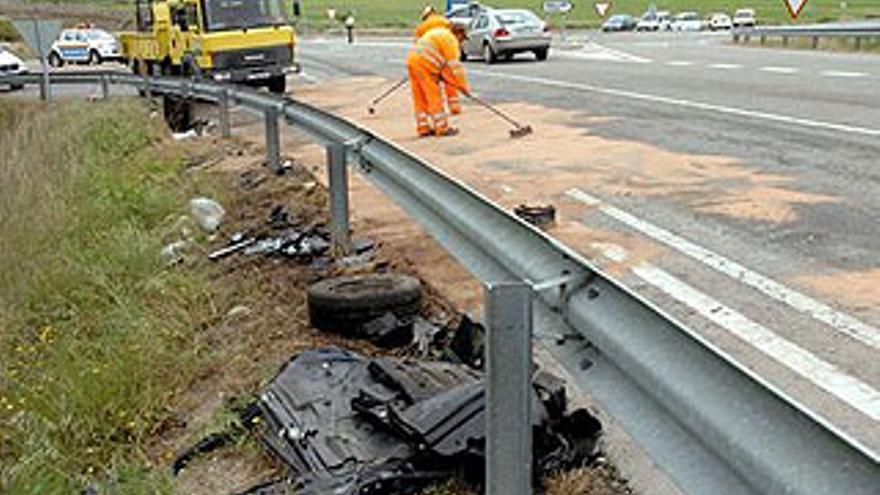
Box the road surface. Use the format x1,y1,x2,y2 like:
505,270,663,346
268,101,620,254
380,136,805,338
295,30,880,456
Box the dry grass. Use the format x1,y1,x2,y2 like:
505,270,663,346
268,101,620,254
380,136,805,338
545,463,632,495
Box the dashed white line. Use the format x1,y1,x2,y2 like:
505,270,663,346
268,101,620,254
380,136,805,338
708,63,742,70
567,188,880,351
589,241,880,421
822,70,869,78
666,60,695,66
760,66,799,75
469,70,880,137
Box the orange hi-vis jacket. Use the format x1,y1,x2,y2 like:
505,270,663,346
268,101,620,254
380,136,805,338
414,13,452,39
412,27,469,94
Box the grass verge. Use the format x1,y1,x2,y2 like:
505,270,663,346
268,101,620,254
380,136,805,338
0,99,219,494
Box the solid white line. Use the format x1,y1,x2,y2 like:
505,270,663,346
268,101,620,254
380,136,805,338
708,63,742,69
568,188,880,350
590,242,880,421
468,69,880,137
760,66,799,75
666,60,695,66
822,70,868,78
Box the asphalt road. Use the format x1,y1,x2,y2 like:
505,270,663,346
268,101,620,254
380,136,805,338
295,31,880,456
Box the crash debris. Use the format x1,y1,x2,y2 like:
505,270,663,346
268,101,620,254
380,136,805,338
246,347,601,495
514,204,557,228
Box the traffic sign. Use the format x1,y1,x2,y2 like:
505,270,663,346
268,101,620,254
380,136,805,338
12,19,61,58
544,1,573,14
783,0,809,19
594,1,613,17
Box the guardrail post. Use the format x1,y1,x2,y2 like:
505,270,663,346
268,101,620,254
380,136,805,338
218,88,231,138
812,36,819,49
855,37,862,51
264,105,281,173
760,35,766,45
100,74,110,99
783,36,789,47
326,143,351,257
486,282,533,495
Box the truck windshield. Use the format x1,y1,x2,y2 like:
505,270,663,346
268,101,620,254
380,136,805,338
204,0,285,31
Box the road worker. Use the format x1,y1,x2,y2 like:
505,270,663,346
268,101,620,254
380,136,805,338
414,6,463,115
406,23,470,137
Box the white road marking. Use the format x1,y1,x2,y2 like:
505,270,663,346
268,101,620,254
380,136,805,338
468,69,880,137
760,66,799,75
666,60,695,66
589,241,880,421
708,63,742,70
568,188,880,351
558,43,653,64
822,70,869,78
296,71,320,84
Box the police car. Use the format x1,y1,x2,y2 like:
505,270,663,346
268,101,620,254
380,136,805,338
48,26,121,67
0,44,27,91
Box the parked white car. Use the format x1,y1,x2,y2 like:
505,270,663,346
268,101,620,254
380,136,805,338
0,44,27,91
48,27,121,67
637,10,672,31
707,13,733,30
671,12,703,32
733,8,757,28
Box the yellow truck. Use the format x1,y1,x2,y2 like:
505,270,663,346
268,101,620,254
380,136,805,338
119,0,295,94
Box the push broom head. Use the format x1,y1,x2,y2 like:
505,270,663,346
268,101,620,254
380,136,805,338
509,125,533,139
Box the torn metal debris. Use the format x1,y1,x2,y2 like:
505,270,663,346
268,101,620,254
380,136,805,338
514,204,556,228
250,347,601,495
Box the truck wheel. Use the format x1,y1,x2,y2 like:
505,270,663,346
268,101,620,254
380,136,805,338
48,52,63,68
307,274,422,333
88,50,102,65
267,75,286,95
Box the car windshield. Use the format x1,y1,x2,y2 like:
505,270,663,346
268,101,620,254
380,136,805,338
204,0,285,31
86,30,114,41
496,11,539,25
679,13,698,20
608,15,627,22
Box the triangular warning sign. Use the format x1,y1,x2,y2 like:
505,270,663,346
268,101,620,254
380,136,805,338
594,1,612,17
783,0,809,19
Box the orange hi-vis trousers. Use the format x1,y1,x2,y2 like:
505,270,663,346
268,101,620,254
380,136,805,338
406,50,449,136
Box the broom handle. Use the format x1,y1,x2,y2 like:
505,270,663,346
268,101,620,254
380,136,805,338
440,74,525,129
371,77,408,106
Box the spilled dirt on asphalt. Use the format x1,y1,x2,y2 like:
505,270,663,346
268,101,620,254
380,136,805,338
797,268,880,310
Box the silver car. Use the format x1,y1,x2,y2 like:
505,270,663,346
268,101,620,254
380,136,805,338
461,9,551,64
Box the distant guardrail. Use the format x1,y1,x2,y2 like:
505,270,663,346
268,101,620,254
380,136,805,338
733,22,880,49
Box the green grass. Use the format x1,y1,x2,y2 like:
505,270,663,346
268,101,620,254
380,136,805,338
294,0,880,29
0,100,220,494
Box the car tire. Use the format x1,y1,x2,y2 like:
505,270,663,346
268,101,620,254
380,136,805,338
534,47,548,61
10,83,24,91
307,274,423,333
88,50,102,65
267,74,286,94
48,52,63,68
483,43,496,65
460,50,468,62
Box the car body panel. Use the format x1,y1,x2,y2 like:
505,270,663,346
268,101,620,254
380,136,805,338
602,14,637,32
51,28,121,63
0,48,27,89
733,8,757,28
708,13,733,30
671,12,703,31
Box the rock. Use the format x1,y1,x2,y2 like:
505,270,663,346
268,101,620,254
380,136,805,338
189,197,226,233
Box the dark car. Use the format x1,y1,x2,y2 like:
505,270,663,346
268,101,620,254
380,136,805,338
602,14,637,32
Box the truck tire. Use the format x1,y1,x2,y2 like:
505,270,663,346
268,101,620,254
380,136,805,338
307,274,422,333
267,74,286,95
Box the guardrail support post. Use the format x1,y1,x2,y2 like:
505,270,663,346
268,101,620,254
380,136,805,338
218,88,231,138
812,36,819,49
264,106,281,173
100,74,110,99
783,36,789,47
326,143,351,257
855,37,861,51
486,282,533,495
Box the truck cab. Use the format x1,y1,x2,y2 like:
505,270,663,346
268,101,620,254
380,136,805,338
120,0,295,94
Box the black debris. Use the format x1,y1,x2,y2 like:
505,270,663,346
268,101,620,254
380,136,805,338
514,204,556,227
251,347,601,495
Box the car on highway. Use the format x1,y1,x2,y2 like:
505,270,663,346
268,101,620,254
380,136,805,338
707,13,733,30
602,14,637,32
0,44,26,91
636,11,672,31
671,12,703,32
461,8,551,64
732,8,757,28
48,26,121,67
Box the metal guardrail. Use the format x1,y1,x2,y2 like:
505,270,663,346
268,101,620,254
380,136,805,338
2,71,879,495
733,22,880,49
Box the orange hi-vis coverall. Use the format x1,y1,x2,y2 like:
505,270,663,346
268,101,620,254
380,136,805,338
406,27,469,136
414,15,462,115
